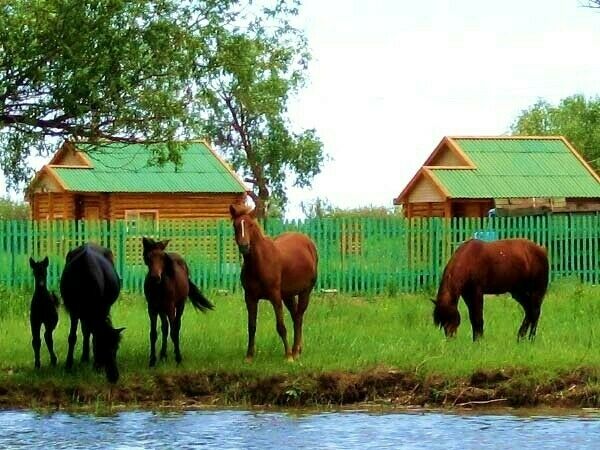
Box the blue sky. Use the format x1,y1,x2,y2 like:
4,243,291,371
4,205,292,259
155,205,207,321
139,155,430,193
4,0,600,218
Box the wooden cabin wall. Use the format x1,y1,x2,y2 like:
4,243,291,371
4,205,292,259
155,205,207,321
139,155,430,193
30,192,75,220
405,202,446,218
407,177,444,203
451,200,494,218
107,192,246,220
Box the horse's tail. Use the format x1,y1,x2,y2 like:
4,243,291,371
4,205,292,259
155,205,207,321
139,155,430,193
188,279,214,312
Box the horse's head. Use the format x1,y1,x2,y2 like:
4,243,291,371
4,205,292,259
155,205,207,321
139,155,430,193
95,323,125,384
229,203,258,255
142,237,170,283
29,256,49,289
432,298,461,337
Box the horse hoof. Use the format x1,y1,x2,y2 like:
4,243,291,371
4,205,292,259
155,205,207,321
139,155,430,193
285,355,295,363
34,362,41,369
50,358,57,366
244,356,254,364
149,359,156,367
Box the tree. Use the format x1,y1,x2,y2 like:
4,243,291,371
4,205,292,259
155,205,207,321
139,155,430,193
0,197,29,220
510,95,600,168
196,2,324,218
0,0,236,189
301,197,402,219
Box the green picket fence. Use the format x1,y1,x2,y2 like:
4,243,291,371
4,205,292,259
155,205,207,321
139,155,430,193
1,214,599,295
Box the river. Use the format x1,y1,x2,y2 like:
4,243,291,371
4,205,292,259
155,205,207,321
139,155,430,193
0,408,598,449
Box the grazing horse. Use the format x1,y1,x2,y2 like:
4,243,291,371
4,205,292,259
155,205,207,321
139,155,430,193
229,204,318,362
29,256,59,368
142,237,214,367
60,243,124,383
433,238,549,341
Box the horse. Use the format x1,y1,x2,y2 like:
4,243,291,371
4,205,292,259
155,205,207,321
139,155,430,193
229,203,318,362
142,237,214,367
29,256,59,368
432,238,549,341
60,243,124,383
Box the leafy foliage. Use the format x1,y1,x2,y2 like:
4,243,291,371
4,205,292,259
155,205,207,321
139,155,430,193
0,197,29,220
301,197,402,219
0,0,236,188
196,1,324,218
511,95,600,169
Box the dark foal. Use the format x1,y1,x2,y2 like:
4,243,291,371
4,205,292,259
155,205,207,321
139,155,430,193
433,238,549,341
60,243,124,383
142,237,214,367
29,256,59,369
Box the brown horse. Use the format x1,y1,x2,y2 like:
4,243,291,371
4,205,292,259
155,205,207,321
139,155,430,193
433,238,549,341
142,237,214,366
229,204,318,362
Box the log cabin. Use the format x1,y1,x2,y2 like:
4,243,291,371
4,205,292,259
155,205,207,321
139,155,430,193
26,140,248,222
394,136,600,218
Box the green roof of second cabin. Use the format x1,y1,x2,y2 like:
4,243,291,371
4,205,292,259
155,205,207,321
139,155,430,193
395,136,600,203
31,141,247,194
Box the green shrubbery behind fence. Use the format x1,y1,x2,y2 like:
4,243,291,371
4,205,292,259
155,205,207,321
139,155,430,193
1,214,599,295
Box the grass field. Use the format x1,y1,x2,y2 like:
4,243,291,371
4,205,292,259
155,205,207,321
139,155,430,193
1,279,600,408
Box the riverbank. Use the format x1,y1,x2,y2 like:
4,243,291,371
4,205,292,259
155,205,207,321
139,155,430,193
1,365,600,411
1,281,600,411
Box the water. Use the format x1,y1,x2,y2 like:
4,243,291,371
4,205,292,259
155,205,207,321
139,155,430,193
0,408,599,449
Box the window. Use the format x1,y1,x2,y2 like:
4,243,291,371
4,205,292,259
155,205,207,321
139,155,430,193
125,210,159,233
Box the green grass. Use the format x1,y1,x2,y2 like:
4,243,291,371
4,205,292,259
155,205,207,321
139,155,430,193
1,278,600,385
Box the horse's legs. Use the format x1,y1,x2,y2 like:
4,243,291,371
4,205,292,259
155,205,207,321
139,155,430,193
464,290,484,341
245,294,258,362
43,320,57,366
159,312,169,360
31,318,42,369
513,292,532,340
65,316,78,370
270,294,292,361
171,303,185,364
528,302,542,340
81,321,91,364
293,290,311,358
283,295,301,358
148,307,158,367
524,292,544,340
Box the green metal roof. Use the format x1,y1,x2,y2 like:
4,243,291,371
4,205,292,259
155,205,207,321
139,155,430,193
430,138,600,198
51,142,246,193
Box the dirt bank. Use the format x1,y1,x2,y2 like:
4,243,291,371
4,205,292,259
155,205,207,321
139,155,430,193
1,366,600,411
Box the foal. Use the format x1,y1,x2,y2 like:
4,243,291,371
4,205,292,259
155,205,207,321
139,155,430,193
29,256,59,368
142,237,214,366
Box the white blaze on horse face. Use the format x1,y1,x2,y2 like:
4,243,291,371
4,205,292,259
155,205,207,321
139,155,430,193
241,219,245,239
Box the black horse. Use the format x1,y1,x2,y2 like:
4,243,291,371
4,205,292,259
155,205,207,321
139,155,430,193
29,256,59,368
142,237,214,366
60,243,124,383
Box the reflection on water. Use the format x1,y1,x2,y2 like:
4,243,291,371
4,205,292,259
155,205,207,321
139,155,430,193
0,408,599,449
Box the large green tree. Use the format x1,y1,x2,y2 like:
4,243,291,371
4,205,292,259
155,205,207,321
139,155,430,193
0,0,234,188
511,94,600,168
196,2,324,218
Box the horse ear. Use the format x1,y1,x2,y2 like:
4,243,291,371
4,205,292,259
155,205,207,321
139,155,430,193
142,237,152,251
159,239,170,250
430,299,437,305
42,256,49,268
116,327,126,334
229,204,238,218
29,257,35,268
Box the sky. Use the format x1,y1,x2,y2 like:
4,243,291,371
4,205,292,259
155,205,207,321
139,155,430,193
284,0,600,217
4,0,600,218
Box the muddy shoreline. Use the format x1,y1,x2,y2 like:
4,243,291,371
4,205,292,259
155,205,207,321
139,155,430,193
1,367,599,412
